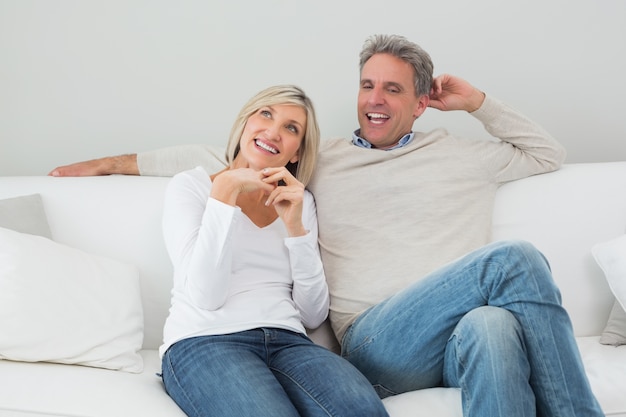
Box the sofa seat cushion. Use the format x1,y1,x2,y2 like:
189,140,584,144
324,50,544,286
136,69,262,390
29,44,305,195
382,387,462,417
0,350,185,417
577,336,626,416
3,338,623,417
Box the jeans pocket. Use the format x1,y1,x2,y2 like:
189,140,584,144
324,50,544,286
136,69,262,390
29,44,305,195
373,383,398,399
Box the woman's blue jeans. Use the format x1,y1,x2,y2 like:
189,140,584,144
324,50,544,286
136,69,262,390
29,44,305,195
341,240,604,417
161,328,388,417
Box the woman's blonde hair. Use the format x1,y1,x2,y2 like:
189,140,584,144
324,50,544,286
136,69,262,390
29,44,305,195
225,85,320,186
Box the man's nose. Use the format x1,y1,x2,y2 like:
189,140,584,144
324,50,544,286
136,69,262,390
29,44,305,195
368,87,385,105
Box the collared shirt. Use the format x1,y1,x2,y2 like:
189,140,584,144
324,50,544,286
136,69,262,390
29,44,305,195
352,130,415,150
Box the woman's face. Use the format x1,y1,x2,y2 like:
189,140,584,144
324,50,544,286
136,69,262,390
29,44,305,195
238,104,306,170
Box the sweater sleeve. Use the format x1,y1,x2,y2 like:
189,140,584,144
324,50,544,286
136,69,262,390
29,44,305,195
138,144,228,177
470,95,567,183
162,167,238,310
284,191,329,329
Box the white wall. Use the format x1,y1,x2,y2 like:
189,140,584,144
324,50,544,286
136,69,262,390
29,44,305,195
1,0,625,175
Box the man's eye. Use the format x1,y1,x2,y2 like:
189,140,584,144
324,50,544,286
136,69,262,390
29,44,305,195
388,88,400,94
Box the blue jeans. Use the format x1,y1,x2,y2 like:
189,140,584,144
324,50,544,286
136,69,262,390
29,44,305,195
161,328,388,417
341,240,603,417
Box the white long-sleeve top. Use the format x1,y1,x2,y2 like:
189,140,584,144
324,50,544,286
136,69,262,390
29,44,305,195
159,167,329,358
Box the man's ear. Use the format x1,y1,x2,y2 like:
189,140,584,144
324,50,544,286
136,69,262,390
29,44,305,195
413,95,429,119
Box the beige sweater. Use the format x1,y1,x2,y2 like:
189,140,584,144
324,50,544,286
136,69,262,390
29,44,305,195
307,95,565,341
138,94,566,342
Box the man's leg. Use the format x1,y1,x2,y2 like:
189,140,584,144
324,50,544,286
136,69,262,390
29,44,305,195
340,240,603,416
443,306,535,416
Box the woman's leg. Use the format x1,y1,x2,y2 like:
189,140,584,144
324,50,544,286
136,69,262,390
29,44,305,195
341,240,603,417
267,329,389,417
161,333,300,417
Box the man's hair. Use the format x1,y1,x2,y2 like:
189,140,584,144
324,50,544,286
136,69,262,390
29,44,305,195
359,34,434,97
225,84,320,187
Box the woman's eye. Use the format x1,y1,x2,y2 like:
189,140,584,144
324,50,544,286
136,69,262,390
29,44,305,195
260,110,271,118
286,125,298,134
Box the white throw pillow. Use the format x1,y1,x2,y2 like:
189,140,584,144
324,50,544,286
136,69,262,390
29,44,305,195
592,234,626,346
0,227,144,372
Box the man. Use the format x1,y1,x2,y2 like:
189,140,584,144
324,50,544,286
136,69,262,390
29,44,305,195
50,34,603,416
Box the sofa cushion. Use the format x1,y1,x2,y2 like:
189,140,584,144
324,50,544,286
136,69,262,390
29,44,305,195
0,176,174,351
0,227,144,373
592,234,626,346
577,336,626,416
0,350,186,417
600,301,626,346
0,194,52,239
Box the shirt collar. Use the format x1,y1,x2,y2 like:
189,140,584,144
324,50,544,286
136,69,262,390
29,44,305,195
352,130,415,150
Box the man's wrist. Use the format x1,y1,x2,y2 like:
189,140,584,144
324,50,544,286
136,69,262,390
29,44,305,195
467,90,486,113
110,154,139,175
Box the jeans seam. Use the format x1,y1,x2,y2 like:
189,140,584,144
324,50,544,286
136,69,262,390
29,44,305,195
270,367,333,417
163,349,204,417
342,312,392,359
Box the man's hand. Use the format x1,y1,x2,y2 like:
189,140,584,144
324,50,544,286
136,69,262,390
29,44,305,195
48,154,139,177
428,74,486,113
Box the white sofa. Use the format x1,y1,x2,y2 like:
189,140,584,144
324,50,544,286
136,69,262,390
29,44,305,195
1,161,626,417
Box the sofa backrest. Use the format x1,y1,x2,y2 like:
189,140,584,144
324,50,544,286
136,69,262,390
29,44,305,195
1,161,625,349
492,162,626,336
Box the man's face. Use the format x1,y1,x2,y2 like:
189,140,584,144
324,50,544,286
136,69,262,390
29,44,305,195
357,53,429,149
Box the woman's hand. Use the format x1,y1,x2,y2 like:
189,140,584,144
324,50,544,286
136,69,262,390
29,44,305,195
210,168,275,206
262,167,307,237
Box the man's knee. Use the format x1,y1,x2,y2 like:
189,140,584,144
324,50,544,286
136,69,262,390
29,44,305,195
490,239,546,264
453,306,524,353
446,306,533,389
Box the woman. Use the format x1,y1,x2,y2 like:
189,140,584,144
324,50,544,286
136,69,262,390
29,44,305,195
159,85,388,417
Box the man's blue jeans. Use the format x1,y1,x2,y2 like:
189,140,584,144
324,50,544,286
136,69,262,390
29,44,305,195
161,328,388,417
341,240,604,417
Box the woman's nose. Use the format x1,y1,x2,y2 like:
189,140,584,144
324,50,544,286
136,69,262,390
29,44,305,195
265,123,280,140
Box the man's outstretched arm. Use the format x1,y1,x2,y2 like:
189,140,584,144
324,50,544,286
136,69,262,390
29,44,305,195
49,144,228,177
49,154,139,176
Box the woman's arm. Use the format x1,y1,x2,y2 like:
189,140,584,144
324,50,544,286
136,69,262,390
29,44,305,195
287,191,330,329
163,167,238,310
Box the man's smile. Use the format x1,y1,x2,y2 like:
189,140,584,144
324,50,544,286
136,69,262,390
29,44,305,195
367,112,390,124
